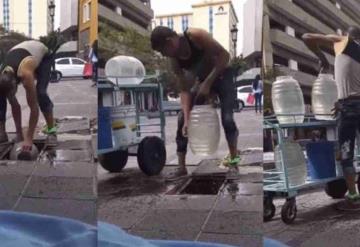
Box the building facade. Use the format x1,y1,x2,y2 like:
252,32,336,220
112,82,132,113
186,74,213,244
99,0,154,36
263,0,360,100
79,0,98,58
60,0,78,41
153,0,238,58
0,0,51,38
242,0,263,68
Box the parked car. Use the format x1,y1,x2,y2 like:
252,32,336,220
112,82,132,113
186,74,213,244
54,57,89,79
236,85,263,111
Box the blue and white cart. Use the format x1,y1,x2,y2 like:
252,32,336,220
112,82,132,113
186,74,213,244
263,114,360,224
97,76,167,176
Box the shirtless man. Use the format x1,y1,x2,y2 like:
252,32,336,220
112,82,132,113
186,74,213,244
302,26,360,210
0,40,57,153
151,26,239,179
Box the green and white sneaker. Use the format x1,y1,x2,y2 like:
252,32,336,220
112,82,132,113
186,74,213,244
221,154,241,168
337,193,360,211
42,125,57,135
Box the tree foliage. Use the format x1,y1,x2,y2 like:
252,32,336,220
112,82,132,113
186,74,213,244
0,26,29,64
99,21,178,95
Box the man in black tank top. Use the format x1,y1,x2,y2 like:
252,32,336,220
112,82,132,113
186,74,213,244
0,40,56,155
151,26,239,180
302,26,360,210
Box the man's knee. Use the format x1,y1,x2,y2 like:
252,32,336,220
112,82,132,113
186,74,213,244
222,112,237,133
37,93,53,113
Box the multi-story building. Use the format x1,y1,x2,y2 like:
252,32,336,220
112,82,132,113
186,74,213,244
99,0,154,36
153,0,238,58
79,0,98,57
60,0,78,41
263,0,360,101
242,0,263,68
0,0,52,38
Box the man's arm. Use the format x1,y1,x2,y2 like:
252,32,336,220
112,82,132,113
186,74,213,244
170,58,193,129
21,70,39,148
188,28,230,89
302,33,343,71
7,90,23,141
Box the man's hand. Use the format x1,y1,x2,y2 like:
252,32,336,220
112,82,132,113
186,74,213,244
21,138,33,152
195,81,211,104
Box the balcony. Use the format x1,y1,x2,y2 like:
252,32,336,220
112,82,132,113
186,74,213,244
99,4,151,36
267,0,334,34
270,29,334,70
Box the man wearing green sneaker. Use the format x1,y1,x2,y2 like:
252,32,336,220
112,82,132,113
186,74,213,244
302,26,360,210
150,26,240,180
0,40,57,153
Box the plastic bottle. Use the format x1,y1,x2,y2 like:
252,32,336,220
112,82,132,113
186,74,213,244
311,74,338,120
105,56,146,85
188,105,220,155
272,76,305,124
275,140,307,187
9,143,39,161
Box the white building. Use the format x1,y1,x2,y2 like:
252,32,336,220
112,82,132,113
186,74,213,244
242,0,263,68
153,0,239,58
0,0,52,38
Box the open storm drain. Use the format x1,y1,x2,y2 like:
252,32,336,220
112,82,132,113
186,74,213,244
168,176,226,195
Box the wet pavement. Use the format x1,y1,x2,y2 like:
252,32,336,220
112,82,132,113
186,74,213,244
98,110,264,246
0,79,97,225
264,188,360,247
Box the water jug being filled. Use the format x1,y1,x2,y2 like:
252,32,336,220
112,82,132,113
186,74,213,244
105,56,146,85
274,140,307,187
272,76,305,124
311,74,338,120
188,105,220,155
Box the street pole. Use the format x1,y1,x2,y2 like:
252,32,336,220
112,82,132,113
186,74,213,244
49,1,56,32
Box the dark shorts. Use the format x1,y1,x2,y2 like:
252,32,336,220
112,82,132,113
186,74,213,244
336,98,360,175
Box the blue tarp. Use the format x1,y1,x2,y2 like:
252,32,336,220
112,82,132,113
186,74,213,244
0,211,290,247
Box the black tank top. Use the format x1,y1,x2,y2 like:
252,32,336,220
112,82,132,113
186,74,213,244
1,48,32,83
177,29,205,72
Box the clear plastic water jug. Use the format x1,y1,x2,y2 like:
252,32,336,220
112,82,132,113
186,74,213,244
188,105,220,155
110,105,137,148
275,140,307,187
272,76,305,124
105,56,146,85
9,143,39,161
311,74,338,120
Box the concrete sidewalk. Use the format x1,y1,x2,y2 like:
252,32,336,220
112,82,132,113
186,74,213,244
99,159,263,247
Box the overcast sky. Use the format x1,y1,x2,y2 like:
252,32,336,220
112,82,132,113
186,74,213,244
151,0,247,54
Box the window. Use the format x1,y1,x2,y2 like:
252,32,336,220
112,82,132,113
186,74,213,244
182,16,189,31
83,2,91,23
209,6,213,35
28,0,32,37
239,87,252,93
57,59,70,65
160,18,163,26
218,6,224,12
3,0,10,31
72,59,85,65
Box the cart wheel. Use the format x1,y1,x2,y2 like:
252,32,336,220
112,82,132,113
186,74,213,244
281,198,297,224
98,150,128,173
264,197,276,222
137,136,166,176
325,179,348,199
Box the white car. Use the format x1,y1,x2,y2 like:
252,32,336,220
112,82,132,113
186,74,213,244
54,57,88,78
237,85,263,110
